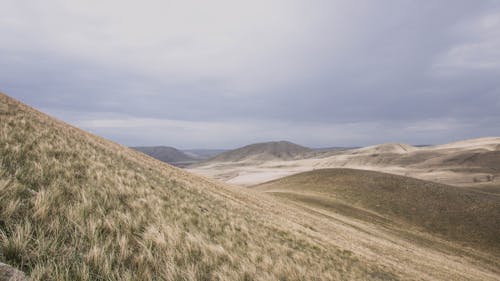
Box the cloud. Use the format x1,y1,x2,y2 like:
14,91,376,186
42,108,495,148
1,0,499,147
433,12,500,73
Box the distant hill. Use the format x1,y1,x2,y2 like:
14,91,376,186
183,149,227,159
132,147,227,167
132,146,197,166
190,137,500,188
355,142,416,154
206,141,312,163
254,168,500,255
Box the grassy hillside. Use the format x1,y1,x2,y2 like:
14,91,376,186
2,94,500,280
254,168,500,255
0,94,404,280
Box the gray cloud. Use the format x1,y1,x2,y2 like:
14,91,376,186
1,0,499,148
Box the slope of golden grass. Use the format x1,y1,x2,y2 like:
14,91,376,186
253,168,500,256
0,94,405,280
2,93,500,280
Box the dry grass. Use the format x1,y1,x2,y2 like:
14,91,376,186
0,94,400,280
254,168,500,255
3,93,500,280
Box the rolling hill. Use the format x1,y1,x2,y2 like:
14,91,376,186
253,168,500,254
203,141,312,163
1,93,499,280
183,149,227,159
132,146,198,167
189,137,500,189
353,143,416,154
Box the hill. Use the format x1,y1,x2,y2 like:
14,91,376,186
0,93,378,280
190,137,500,189
204,141,312,163
253,168,500,254
354,143,416,154
1,93,499,280
132,146,198,167
428,137,500,150
183,149,227,159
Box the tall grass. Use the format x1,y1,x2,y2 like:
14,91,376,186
254,168,500,254
0,94,393,280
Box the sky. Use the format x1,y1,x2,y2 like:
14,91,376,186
1,0,500,149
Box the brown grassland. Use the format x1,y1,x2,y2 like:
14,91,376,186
0,94,394,280
1,93,499,280
253,168,500,255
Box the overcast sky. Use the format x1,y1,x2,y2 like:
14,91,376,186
1,1,500,148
